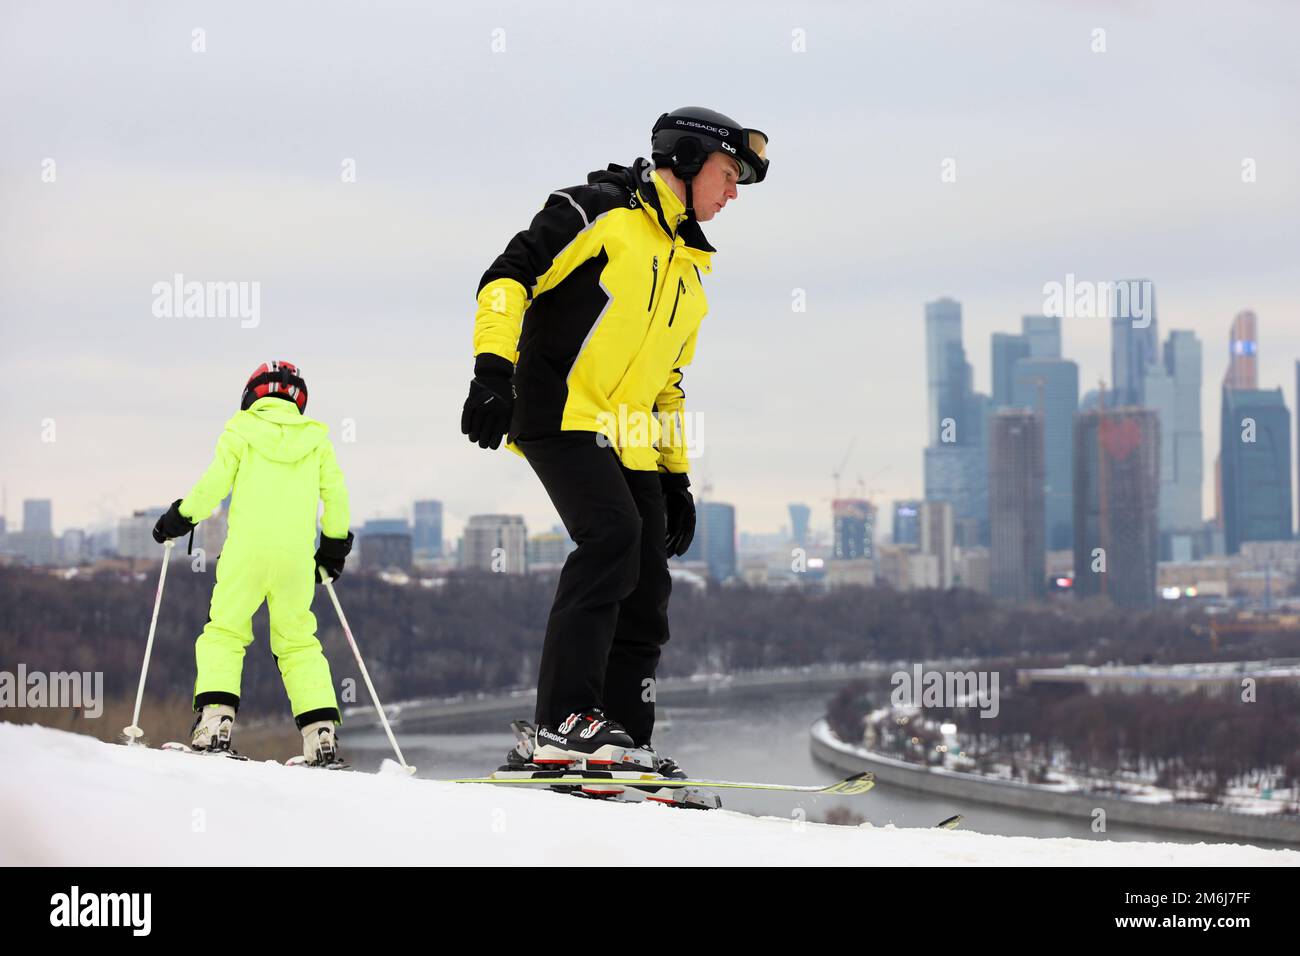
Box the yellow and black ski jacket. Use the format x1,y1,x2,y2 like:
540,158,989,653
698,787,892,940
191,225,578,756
472,157,713,474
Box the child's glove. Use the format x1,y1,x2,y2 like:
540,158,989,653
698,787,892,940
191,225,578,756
152,499,196,543
315,531,355,582
460,353,515,450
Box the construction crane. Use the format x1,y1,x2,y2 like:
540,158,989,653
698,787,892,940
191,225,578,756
831,437,856,500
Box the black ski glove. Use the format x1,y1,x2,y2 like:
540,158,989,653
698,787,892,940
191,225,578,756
152,499,195,543
461,353,515,450
661,473,696,558
315,531,354,582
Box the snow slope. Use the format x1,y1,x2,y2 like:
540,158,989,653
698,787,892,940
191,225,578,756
1,722,1295,866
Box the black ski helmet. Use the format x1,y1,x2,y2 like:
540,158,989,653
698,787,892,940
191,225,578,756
651,107,769,186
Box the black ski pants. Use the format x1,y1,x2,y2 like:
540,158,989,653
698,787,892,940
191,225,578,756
517,431,671,746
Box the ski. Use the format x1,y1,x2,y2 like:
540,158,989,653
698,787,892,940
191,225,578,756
936,813,964,830
285,755,351,771
158,741,249,761
446,769,875,795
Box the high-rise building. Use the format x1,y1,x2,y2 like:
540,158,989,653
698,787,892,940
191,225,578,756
967,391,991,453
991,333,1030,408
923,445,986,546
955,546,992,593
989,410,1045,600
23,499,52,535
684,501,737,582
1216,310,1260,528
463,515,528,574
788,503,811,548
117,508,172,561
892,500,921,546
919,500,954,589
703,501,738,583
527,532,575,570
413,500,444,559
1220,388,1293,553
360,533,413,573
1223,310,1258,390
832,499,875,560
1144,331,1203,554
59,529,86,565
363,518,410,537
1109,279,1158,407
1022,315,1062,359
926,298,965,445
1073,408,1160,609
1011,357,1078,550
924,298,989,545
85,528,115,561
10,499,57,565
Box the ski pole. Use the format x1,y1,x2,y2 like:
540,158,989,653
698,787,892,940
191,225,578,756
123,539,175,745
318,566,416,775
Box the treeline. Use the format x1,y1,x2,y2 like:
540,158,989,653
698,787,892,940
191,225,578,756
4,565,1300,723
825,680,1300,803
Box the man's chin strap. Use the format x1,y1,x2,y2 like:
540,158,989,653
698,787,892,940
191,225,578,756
683,174,696,222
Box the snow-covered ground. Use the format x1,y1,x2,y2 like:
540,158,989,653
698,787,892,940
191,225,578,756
2,722,1296,866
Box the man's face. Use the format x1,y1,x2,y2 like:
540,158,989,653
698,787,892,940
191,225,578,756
690,150,742,222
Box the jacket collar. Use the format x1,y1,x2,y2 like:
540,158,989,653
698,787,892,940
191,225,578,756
592,158,717,255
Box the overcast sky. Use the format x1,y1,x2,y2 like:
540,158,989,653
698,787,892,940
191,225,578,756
2,1,1297,541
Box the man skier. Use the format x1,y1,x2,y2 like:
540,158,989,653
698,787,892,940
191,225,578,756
461,107,769,775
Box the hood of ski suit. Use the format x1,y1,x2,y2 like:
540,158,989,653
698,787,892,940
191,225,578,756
178,394,349,551
226,397,328,463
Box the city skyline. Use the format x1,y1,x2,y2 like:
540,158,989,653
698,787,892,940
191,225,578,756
4,292,1296,547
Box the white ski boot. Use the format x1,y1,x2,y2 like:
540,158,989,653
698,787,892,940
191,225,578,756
296,720,347,769
190,703,236,753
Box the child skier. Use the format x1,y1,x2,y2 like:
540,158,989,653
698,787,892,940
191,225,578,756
152,360,354,765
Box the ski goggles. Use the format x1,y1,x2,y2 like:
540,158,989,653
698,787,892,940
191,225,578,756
731,129,769,185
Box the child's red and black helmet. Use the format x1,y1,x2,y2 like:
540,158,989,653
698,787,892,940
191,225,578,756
241,360,308,413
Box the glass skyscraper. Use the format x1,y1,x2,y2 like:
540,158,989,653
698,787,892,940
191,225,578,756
1012,357,1078,551
413,499,444,558
1074,408,1160,609
1109,279,1158,407
1220,388,1293,553
924,298,989,545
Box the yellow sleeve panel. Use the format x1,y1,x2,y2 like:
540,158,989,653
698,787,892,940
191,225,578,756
180,429,245,522
472,189,616,363
318,439,351,540
473,277,530,364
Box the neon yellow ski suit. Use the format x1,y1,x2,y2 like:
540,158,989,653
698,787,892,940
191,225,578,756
179,396,350,721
